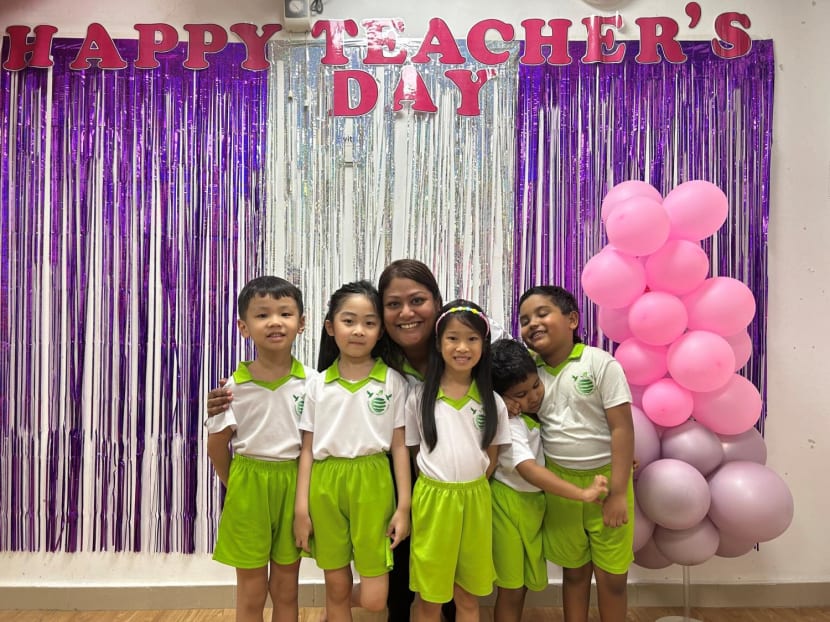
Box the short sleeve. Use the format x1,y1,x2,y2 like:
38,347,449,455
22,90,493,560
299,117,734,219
298,376,317,433
491,394,512,446
404,387,423,447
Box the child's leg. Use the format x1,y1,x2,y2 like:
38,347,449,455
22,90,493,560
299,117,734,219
352,573,389,612
416,596,442,622
493,586,527,622
593,567,628,622
561,563,593,622
324,566,354,622
451,584,480,622
268,560,301,622
236,566,270,622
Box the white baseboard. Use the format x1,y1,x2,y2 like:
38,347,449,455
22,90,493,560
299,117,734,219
2,582,829,610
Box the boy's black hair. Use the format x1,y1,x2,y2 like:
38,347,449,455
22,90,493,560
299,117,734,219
420,299,498,452
490,339,538,395
238,276,304,318
518,285,582,343
317,280,389,372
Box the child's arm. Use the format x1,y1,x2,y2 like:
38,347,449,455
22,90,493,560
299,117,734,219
206,427,234,487
516,460,608,503
387,427,411,549
486,445,500,478
293,430,314,552
604,403,635,528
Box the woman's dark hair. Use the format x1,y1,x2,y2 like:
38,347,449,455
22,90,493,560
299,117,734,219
420,299,498,452
317,280,388,371
518,285,582,344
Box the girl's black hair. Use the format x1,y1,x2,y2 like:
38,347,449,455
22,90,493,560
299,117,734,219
518,285,582,344
317,280,389,372
420,299,498,452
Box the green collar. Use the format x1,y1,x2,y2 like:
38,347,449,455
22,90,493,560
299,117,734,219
402,360,425,382
437,381,482,410
535,343,585,376
232,358,306,390
521,414,541,430
324,358,388,392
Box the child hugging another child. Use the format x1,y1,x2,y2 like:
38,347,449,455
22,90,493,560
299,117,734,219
206,276,313,622
293,280,411,622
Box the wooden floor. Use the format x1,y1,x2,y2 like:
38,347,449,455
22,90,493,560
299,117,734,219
2,609,830,622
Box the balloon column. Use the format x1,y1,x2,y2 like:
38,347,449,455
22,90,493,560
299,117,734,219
583,180,794,568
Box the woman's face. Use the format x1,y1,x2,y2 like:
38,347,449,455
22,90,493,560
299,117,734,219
382,277,440,351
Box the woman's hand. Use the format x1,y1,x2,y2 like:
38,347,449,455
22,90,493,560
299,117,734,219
206,379,232,417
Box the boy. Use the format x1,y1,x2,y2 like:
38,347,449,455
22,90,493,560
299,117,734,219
517,286,634,622
206,276,314,622
490,339,608,622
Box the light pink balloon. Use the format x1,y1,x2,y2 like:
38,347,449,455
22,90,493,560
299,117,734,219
628,292,688,346
633,498,656,552
634,538,673,569
636,459,711,530
645,239,710,296
653,518,720,566
715,533,757,558
598,305,632,343
663,180,729,241
661,420,724,476
581,247,647,309
708,461,794,543
641,378,693,427
667,330,735,393
601,180,663,222
615,339,668,386
724,330,753,371
718,428,767,465
683,277,756,336
632,405,661,474
605,197,671,256
693,374,762,436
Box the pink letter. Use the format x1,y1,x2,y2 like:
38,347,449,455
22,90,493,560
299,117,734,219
3,25,57,70
581,15,625,64
362,18,407,65
712,12,752,59
183,24,229,70
332,70,379,116
392,66,438,113
229,23,283,70
134,23,178,69
519,19,573,65
69,23,127,70
412,18,465,64
444,69,495,116
311,20,359,65
635,17,687,63
467,19,514,65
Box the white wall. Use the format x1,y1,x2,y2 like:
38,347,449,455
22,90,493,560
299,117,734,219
1,0,828,602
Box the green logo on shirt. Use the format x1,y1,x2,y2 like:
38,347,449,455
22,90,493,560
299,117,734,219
471,407,486,430
293,394,305,418
573,371,595,395
367,390,392,415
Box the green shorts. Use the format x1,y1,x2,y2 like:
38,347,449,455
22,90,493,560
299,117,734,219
490,478,548,591
309,453,394,577
410,475,495,603
542,461,634,575
213,454,301,568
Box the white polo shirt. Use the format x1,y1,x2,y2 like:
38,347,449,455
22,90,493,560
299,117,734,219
493,415,545,493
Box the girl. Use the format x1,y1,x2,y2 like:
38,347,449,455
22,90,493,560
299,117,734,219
293,280,412,622
405,300,511,622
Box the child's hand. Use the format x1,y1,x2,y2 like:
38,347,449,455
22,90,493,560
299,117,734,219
206,379,232,417
294,512,313,553
581,474,609,504
387,508,411,549
602,492,629,528
503,396,522,418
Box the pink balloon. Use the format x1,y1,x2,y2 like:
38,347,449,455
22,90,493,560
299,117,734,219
634,537,673,569
628,292,688,346
715,533,757,558
645,239,710,296
605,197,671,256
636,459,711,530
718,428,767,465
641,378,693,427
633,498,655,552
632,405,660,474
653,518,720,566
667,330,735,393
614,339,668,386
601,180,663,222
724,330,753,371
692,374,762,436
663,180,729,241
708,461,794,543
660,420,724,476
629,383,646,409
683,277,757,336
598,305,632,343
581,248,647,309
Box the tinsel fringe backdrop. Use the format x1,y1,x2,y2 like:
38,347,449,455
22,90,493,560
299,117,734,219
0,37,771,553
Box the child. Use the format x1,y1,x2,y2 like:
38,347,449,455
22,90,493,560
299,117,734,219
293,280,411,622
518,286,635,622
405,300,511,622
489,339,608,622
206,276,312,622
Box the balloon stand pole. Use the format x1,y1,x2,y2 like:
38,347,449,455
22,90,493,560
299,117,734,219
655,566,703,622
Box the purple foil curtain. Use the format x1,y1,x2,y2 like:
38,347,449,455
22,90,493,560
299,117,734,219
513,41,773,429
0,39,265,552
